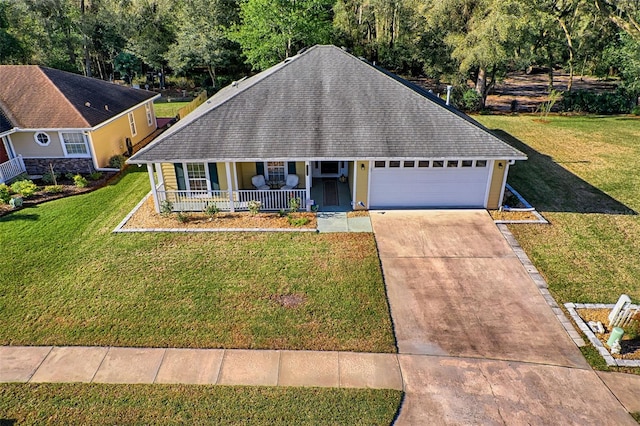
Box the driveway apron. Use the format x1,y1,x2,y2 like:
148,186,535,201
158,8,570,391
371,210,635,425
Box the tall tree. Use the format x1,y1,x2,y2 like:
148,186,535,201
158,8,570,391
166,0,241,87
231,0,334,70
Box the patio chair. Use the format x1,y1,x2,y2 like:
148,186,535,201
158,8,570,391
280,174,299,190
251,175,270,190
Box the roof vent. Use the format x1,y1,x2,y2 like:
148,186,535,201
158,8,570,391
85,102,91,107
104,105,109,111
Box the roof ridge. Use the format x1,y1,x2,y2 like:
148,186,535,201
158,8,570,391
37,66,91,128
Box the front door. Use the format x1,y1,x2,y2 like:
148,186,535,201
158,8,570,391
0,136,14,163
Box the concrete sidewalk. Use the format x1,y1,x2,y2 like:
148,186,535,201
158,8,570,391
0,346,402,390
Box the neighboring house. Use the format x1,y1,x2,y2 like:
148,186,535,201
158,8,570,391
0,65,159,183
128,45,526,212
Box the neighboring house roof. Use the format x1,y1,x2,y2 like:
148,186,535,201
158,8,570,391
130,45,526,163
0,65,157,130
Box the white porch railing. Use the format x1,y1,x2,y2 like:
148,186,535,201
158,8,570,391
156,189,307,212
0,155,26,184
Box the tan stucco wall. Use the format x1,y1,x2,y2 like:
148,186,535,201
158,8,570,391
90,102,157,168
9,131,65,157
487,160,507,209
161,163,177,190
354,160,369,210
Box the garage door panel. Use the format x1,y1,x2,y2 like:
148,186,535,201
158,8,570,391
370,167,490,208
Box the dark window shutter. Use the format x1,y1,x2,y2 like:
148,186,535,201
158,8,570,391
288,162,296,174
208,163,220,190
256,162,264,176
174,163,186,190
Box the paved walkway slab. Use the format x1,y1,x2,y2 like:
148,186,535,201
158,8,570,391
279,351,340,387
92,347,165,384
597,371,640,413
218,349,280,386
155,348,223,384
339,352,403,390
396,355,637,425
0,346,51,382
31,346,107,383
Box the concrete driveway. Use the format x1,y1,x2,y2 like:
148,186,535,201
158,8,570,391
371,210,636,425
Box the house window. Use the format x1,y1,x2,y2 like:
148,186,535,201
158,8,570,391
145,103,153,126
389,161,400,168
447,160,459,168
461,160,473,167
60,132,89,156
267,161,285,181
128,112,137,136
404,161,415,168
433,160,444,168
475,160,487,167
186,163,208,191
418,161,430,167
374,161,386,168
34,132,50,146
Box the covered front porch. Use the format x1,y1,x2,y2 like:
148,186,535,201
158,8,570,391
0,155,26,184
145,160,359,213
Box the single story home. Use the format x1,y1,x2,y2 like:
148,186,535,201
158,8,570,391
128,45,526,212
0,65,159,183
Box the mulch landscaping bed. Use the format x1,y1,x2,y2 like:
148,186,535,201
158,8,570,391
577,308,640,360
0,172,118,218
123,195,317,229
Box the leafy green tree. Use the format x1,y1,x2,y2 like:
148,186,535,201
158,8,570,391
166,0,241,87
231,0,334,70
0,2,29,63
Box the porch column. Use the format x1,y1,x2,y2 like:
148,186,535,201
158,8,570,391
147,163,160,213
156,162,164,188
305,161,312,211
225,162,235,212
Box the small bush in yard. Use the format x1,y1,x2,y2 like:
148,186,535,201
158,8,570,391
73,174,88,188
288,216,310,226
44,185,64,194
632,105,640,116
109,155,126,169
247,200,261,215
160,200,173,216
42,171,60,185
204,202,219,217
289,197,301,213
0,184,11,203
176,212,189,223
88,171,103,181
10,179,38,198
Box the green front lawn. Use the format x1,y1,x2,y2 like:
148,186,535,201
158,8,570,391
0,384,402,425
474,114,640,304
0,168,395,352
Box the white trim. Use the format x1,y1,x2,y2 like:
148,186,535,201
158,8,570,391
128,112,137,137
2,135,16,159
34,132,51,146
305,160,311,209
233,161,239,191
129,155,527,165
498,162,510,209
145,102,153,127
148,163,160,213
483,160,495,208
58,131,92,158
352,160,358,208
366,160,372,209
156,162,164,189
225,162,234,212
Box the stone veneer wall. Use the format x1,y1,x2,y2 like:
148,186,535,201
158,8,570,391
24,158,95,175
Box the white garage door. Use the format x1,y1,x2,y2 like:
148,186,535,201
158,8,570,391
369,160,491,208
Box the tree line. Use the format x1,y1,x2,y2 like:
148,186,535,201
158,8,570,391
1,0,639,107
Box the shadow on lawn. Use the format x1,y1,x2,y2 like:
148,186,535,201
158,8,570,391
0,213,39,222
493,129,637,215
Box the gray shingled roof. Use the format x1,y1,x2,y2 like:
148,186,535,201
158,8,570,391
130,45,526,163
0,106,13,134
